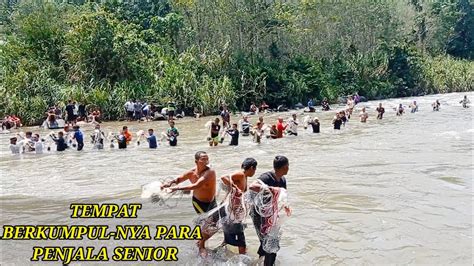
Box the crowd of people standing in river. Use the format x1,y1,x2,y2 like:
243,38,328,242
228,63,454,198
5,95,471,154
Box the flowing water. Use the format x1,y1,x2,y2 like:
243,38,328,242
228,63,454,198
0,92,473,265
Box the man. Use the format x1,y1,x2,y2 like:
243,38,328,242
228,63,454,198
167,120,179,146
220,105,231,128
240,116,251,136
276,117,287,138
91,124,105,149
124,100,135,121
309,117,320,133
396,104,404,116
209,118,221,146
227,123,239,146
167,101,176,121
78,102,88,122
409,101,418,113
307,98,315,112
432,100,441,111
72,125,84,151
376,103,385,119
269,125,278,139
340,111,347,126
359,107,368,123
333,113,342,130
250,102,258,114
65,100,76,126
252,122,264,143
134,100,143,122
321,97,330,111
249,156,292,266
460,95,469,108
220,158,258,254
9,137,21,154
161,151,217,257
346,96,355,117
51,131,68,151
122,126,132,144
33,134,44,154
147,128,158,149
117,129,128,149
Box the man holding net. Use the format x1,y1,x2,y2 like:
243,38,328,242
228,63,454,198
249,155,292,266
220,158,258,254
161,151,217,257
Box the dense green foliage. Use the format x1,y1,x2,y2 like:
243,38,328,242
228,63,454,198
0,0,473,124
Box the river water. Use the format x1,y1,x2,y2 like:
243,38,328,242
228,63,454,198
0,92,472,265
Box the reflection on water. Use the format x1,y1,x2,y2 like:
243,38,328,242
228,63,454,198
0,92,473,265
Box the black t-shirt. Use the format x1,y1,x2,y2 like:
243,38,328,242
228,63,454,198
334,119,342,129
78,104,86,115
66,104,74,116
229,129,239,145
311,122,320,133
258,171,287,189
211,123,221,138
56,137,67,151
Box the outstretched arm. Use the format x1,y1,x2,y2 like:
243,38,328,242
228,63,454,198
161,171,192,189
171,170,215,192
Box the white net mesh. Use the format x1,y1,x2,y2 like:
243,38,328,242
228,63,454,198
248,184,289,253
141,178,185,208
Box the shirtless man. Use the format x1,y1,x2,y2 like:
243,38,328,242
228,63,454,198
346,96,355,117
252,122,264,143
220,158,258,254
359,107,368,123
409,101,418,113
161,151,217,257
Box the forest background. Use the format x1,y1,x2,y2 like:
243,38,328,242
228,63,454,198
0,0,473,124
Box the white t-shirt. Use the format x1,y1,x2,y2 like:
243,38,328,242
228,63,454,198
35,142,44,154
9,144,20,154
125,102,135,112
287,118,299,133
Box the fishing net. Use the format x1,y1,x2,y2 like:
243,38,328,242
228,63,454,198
141,178,185,209
193,185,250,236
248,183,289,253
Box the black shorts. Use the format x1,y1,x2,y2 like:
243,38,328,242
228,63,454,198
127,111,134,118
192,197,226,225
223,223,246,247
67,114,76,122
169,138,177,146
168,110,175,117
192,197,217,214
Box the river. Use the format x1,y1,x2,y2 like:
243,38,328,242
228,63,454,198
0,92,472,265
